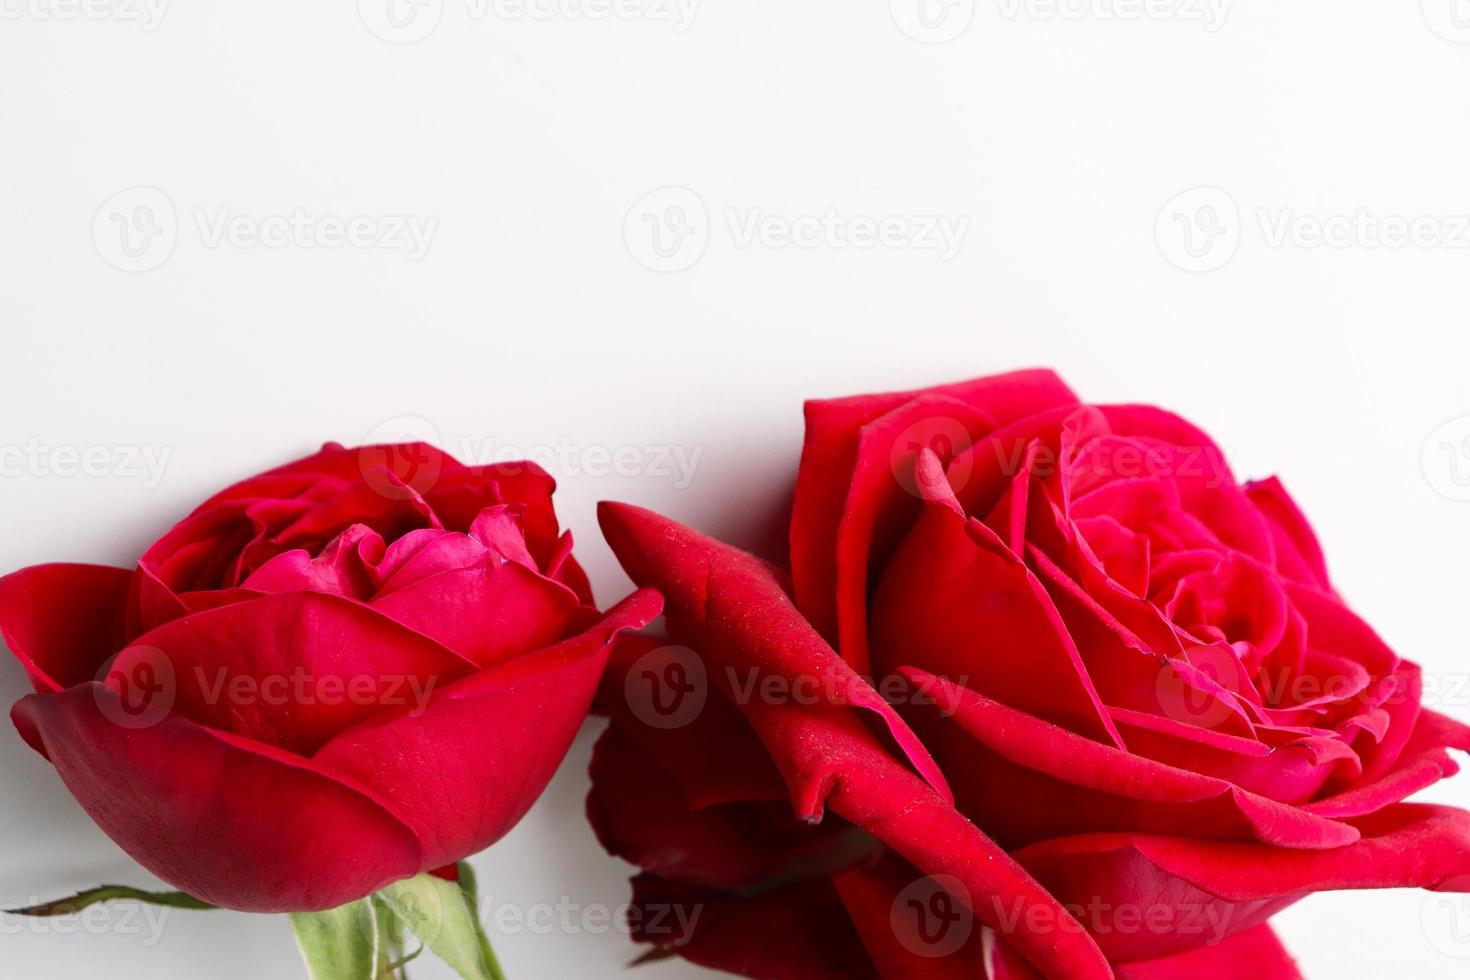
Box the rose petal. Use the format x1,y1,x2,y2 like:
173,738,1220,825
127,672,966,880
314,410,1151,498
832,858,985,979
108,591,476,754
0,563,131,693
869,497,1122,747
1107,706,1361,805
370,556,586,668
598,500,953,800
626,874,878,979
1013,803,1470,962
1245,477,1331,592
313,589,660,869
240,524,386,599
790,369,1078,653
12,683,421,912
1116,923,1301,979
905,669,1358,850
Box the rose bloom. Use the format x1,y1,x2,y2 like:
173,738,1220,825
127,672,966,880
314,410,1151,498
0,441,658,912
588,371,1470,979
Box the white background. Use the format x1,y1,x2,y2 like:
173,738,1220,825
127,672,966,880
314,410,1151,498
4,1,1470,976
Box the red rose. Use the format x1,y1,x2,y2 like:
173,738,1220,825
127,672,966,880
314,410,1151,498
588,370,1470,978
0,441,658,913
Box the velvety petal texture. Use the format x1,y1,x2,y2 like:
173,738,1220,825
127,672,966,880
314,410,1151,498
586,370,1470,979
1,442,653,913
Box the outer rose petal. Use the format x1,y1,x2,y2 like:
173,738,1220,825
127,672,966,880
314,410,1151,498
588,723,853,891
596,633,792,810
790,369,1078,654
598,500,953,800
313,589,661,869
1013,803,1470,963
982,922,1301,980
0,563,131,693
1115,924,1301,979
627,874,879,980
11,683,421,912
832,859,986,979
589,632,880,889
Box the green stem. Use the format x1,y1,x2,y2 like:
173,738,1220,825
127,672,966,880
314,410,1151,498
478,931,506,980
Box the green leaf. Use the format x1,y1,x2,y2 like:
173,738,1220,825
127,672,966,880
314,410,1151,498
6,885,215,917
453,864,500,980
290,900,380,980
378,872,505,980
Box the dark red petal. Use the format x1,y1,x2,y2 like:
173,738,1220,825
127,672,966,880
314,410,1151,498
12,683,421,912
588,721,866,891
598,500,953,800
595,633,793,811
833,859,987,979
627,874,879,979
